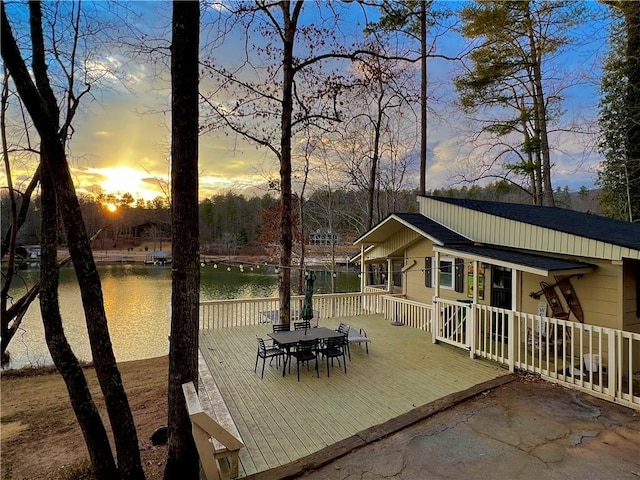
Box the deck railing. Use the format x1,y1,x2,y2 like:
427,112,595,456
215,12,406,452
512,312,640,409
383,295,432,331
391,300,640,410
363,285,387,293
198,292,640,410
199,291,388,329
432,298,471,350
472,304,512,366
455,304,640,410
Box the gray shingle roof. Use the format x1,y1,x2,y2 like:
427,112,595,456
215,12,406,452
393,213,472,246
429,197,640,251
447,245,596,273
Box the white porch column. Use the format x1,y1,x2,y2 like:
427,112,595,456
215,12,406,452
387,257,393,292
360,244,365,292
508,269,518,372
472,260,479,303
468,260,479,359
434,251,441,298
511,269,518,312
432,252,441,345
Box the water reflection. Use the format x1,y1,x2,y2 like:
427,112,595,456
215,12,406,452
4,264,358,369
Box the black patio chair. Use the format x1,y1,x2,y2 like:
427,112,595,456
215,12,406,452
289,338,319,381
318,336,347,377
336,322,351,359
294,321,311,331
272,323,290,333
254,337,285,379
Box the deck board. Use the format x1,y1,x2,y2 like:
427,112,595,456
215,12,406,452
199,314,507,477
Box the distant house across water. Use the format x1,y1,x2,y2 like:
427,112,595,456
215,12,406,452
309,229,340,246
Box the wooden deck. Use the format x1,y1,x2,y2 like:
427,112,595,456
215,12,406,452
198,314,508,478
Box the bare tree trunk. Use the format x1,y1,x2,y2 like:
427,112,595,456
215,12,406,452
366,77,385,231
163,1,200,478
1,26,42,360
419,0,427,196
297,194,306,295
524,2,554,207
40,160,119,480
2,5,144,479
278,1,303,324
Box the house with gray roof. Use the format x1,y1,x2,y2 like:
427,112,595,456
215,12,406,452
355,195,640,333
354,196,640,396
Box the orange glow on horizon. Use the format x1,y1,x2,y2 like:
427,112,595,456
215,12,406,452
87,166,164,203
106,203,117,213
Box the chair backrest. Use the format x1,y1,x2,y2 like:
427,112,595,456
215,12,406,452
273,323,290,333
294,321,311,331
256,337,267,354
296,338,317,353
325,336,344,350
337,323,350,335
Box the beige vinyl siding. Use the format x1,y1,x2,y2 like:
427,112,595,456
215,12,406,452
403,242,434,304
378,233,627,331
403,241,474,305
623,261,640,331
519,273,545,315
518,259,622,330
362,229,422,262
419,197,640,261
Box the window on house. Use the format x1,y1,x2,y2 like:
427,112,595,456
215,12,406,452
439,258,455,289
392,260,403,288
426,256,464,292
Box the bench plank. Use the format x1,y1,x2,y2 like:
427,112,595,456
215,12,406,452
348,327,371,353
198,352,244,451
182,381,244,479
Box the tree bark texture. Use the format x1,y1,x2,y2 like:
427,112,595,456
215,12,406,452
419,0,427,196
277,1,303,325
40,159,119,480
1,4,144,479
163,1,200,479
523,1,554,207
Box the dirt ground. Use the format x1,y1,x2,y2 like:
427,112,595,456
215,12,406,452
1,356,169,480
5,357,638,480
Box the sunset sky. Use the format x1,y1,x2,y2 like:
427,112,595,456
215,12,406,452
3,1,611,204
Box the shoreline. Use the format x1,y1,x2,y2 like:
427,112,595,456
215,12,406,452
12,249,357,268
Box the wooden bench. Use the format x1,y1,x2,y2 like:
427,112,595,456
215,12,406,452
182,381,244,480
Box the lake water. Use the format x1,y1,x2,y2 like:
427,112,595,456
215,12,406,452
4,263,359,370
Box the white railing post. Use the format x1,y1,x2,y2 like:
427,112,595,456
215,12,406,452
432,297,438,344
607,330,616,397
507,311,515,373
467,303,474,358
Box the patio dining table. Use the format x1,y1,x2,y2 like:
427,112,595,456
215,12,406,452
268,327,345,377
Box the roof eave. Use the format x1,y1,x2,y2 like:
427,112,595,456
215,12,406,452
434,246,596,277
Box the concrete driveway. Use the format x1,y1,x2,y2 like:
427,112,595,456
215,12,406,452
299,377,640,480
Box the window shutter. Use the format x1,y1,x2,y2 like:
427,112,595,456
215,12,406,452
635,263,640,317
454,258,464,293
425,257,433,287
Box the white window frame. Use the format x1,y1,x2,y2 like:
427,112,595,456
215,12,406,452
434,257,455,290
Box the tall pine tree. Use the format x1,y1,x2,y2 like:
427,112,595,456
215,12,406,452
599,2,640,222
455,1,586,206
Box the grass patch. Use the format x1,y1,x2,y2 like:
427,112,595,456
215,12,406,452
47,459,93,480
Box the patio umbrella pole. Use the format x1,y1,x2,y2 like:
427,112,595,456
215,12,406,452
301,270,316,335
